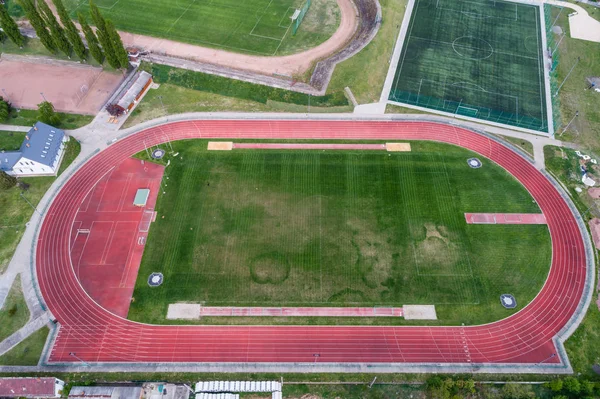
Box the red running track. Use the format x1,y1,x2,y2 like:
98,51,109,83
37,120,587,364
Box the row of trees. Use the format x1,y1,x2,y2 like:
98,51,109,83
0,0,128,69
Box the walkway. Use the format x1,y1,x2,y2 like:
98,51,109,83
547,0,600,43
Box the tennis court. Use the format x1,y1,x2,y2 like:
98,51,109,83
388,0,549,132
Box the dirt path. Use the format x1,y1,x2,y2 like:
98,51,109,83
119,0,358,77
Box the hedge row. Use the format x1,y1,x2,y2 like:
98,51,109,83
145,63,348,107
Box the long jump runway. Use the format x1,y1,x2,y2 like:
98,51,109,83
36,120,590,369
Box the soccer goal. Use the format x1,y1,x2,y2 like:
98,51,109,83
292,0,311,35
456,105,479,118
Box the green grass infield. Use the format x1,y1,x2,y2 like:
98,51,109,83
128,140,551,325
389,0,549,132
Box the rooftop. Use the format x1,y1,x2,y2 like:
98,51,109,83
20,122,66,166
0,377,60,398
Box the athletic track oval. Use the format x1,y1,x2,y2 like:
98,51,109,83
37,120,590,367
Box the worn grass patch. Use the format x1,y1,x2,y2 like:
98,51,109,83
0,327,48,366
128,140,551,325
0,276,29,342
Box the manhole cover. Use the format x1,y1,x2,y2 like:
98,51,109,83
500,294,517,309
467,158,482,168
151,148,166,159
148,272,164,287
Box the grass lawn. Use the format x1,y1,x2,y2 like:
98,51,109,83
0,327,48,366
64,0,339,56
123,84,352,128
499,137,534,157
0,131,26,151
388,0,548,132
3,109,93,130
548,4,600,149
128,140,551,325
327,0,408,104
0,276,29,342
0,139,81,273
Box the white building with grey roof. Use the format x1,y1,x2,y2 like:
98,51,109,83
0,122,69,177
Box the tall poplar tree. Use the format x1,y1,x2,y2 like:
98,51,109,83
18,0,56,53
105,20,128,69
53,0,86,60
89,1,118,68
78,12,103,64
0,3,24,47
38,0,71,57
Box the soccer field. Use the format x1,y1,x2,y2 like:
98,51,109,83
128,140,551,324
388,0,549,132
66,0,338,55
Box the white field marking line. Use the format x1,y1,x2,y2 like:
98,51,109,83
417,78,520,106
451,36,494,60
248,0,290,42
410,35,539,61
120,220,141,287
73,222,93,279
166,0,199,35
437,6,518,22
417,78,423,103
278,6,295,28
534,6,545,130
391,0,422,100
100,221,117,265
94,170,115,213
272,14,294,55
117,173,132,212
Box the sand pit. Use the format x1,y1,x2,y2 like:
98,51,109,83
0,55,123,115
386,143,411,152
207,141,233,151
403,305,437,320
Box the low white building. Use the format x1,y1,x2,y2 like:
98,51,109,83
0,122,69,177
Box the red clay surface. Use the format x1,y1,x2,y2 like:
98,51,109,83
465,213,547,224
197,307,404,317
70,158,164,318
37,121,588,364
0,58,123,115
233,143,386,150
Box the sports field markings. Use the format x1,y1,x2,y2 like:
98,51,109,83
534,6,546,131
409,35,539,61
436,0,518,22
165,0,199,36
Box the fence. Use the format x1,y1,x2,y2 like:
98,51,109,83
292,0,311,35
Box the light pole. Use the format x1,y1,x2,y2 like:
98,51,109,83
69,352,90,367
20,192,41,216
560,110,579,135
1,88,8,101
313,353,320,363
554,57,580,97
158,95,165,112
40,92,48,102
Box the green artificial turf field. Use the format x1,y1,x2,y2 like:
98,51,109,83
128,140,551,324
388,0,549,132
65,0,337,55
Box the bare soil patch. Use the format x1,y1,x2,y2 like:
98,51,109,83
0,57,123,115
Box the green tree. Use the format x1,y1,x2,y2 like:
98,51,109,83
502,383,535,399
53,0,86,60
580,380,595,396
0,97,9,122
37,0,71,57
77,12,103,64
547,379,564,392
0,3,24,47
18,0,56,52
562,377,581,395
105,19,128,69
0,171,17,190
89,1,118,68
37,101,61,125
